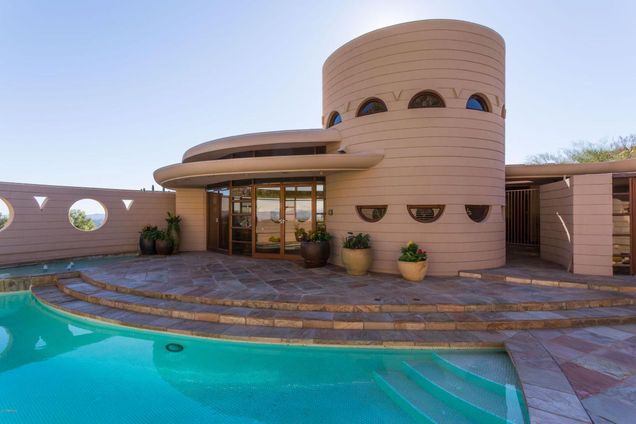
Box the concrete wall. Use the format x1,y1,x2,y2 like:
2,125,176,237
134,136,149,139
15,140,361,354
539,179,573,269
539,174,613,276
571,174,613,276
175,188,207,251
322,20,506,275
0,182,175,266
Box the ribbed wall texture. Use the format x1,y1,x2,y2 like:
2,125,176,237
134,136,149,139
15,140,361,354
540,179,573,269
571,174,612,276
175,188,208,252
322,20,506,275
0,182,175,266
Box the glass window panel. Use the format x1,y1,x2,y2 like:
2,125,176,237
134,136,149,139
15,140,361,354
408,205,445,223
466,95,488,112
357,99,388,116
465,205,490,222
409,92,445,108
356,205,387,222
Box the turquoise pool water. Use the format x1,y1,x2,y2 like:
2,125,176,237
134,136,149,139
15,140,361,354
0,292,528,423
0,255,136,278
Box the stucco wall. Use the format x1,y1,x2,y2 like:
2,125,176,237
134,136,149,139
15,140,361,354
322,20,506,275
0,182,175,266
539,179,573,269
175,188,207,251
571,173,613,276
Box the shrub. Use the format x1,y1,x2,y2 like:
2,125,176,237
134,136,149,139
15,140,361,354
398,241,427,262
342,232,371,249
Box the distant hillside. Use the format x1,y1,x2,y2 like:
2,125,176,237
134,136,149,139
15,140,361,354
87,213,105,226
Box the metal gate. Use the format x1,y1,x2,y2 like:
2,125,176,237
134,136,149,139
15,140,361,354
505,188,540,246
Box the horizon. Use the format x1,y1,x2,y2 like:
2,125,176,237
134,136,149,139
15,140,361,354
2,0,635,190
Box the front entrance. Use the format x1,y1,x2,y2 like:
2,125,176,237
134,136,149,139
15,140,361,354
254,183,314,259
207,190,229,251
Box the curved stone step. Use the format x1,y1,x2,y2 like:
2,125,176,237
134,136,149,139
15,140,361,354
56,277,636,331
80,272,636,313
30,284,509,348
401,361,525,424
373,371,473,424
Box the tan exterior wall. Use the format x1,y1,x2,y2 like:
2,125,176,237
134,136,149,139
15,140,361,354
539,179,573,269
0,182,174,266
571,174,613,276
322,20,506,275
175,188,207,251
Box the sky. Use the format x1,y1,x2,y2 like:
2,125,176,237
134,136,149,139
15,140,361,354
1,0,635,191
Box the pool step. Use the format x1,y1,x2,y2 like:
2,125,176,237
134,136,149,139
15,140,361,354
401,360,526,423
31,284,510,347
373,371,473,424
432,351,522,392
54,277,636,331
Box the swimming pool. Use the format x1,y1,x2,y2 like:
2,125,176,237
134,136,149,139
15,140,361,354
0,254,137,279
0,292,528,423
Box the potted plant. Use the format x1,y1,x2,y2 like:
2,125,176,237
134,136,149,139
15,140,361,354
155,229,174,255
341,232,372,275
397,241,428,282
139,225,158,255
294,226,308,242
166,212,182,254
300,228,332,268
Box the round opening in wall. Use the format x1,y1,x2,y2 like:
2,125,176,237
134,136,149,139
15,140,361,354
68,199,107,232
0,196,14,232
165,343,184,352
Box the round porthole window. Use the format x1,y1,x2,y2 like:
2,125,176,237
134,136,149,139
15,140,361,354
0,197,14,232
68,199,107,231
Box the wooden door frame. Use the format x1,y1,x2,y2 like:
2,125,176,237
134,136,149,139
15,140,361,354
251,181,316,259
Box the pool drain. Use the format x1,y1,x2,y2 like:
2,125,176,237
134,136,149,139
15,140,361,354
165,343,184,352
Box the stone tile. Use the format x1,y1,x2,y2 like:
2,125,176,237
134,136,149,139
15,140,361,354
522,383,591,423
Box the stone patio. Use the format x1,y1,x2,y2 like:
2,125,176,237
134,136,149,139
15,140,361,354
27,251,636,423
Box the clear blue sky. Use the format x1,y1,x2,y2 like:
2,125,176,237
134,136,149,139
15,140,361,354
1,0,635,190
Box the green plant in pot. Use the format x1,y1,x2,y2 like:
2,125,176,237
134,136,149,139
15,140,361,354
166,212,182,254
155,229,174,255
397,241,428,282
341,232,373,276
139,225,159,255
300,228,332,268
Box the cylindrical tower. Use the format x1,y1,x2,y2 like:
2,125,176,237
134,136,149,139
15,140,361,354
323,20,506,275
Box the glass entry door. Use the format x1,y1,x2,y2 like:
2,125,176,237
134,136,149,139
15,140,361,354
254,183,314,258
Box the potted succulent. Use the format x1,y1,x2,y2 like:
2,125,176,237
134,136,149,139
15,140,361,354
341,232,372,275
300,228,332,268
397,241,428,282
166,212,182,254
139,225,159,255
155,229,174,255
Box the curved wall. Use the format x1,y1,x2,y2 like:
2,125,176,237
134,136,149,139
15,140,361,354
322,20,506,275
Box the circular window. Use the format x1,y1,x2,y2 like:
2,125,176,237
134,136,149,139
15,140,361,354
356,205,387,223
327,111,342,128
466,95,490,112
0,197,13,232
69,199,107,231
408,91,445,108
356,98,388,117
465,205,490,223
407,205,445,223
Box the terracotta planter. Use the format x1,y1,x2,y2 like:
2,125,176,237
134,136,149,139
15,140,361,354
341,247,373,276
155,239,173,255
397,260,428,282
167,226,180,254
139,236,156,255
301,240,331,268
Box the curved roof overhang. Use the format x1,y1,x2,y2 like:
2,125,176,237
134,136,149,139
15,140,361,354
183,129,341,163
506,158,636,183
154,152,384,188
